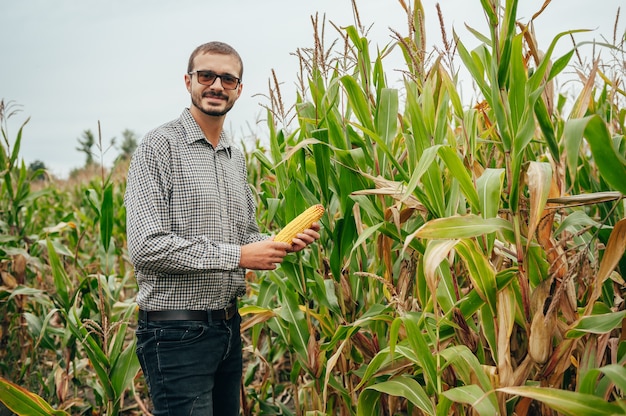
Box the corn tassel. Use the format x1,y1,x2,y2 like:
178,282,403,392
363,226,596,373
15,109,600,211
274,204,324,243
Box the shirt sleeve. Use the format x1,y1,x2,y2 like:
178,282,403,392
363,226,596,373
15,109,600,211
124,136,241,275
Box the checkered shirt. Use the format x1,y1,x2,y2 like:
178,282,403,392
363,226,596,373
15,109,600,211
124,108,267,311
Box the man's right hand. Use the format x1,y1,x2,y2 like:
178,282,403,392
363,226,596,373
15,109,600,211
239,238,292,270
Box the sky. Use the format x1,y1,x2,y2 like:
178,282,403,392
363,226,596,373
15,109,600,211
1,0,622,178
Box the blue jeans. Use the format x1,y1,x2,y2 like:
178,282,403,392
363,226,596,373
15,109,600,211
135,313,242,416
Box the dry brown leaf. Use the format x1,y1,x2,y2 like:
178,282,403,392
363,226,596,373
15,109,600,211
1,271,17,289
12,254,26,284
240,310,276,332
585,218,626,314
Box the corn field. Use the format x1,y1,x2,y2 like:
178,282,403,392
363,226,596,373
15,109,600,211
1,0,626,415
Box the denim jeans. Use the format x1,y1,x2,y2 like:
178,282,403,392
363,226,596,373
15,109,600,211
136,312,242,416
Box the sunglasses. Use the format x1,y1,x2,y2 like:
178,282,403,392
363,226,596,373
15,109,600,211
188,70,241,90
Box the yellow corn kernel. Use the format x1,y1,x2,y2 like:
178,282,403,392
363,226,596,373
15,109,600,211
274,204,324,243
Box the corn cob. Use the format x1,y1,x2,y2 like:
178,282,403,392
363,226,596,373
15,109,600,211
274,204,324,243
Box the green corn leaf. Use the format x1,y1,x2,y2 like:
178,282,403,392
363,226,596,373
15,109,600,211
480,303,498,363
344,26,371,87
413,214,512,240
565,115,626,194
252,148,273,171
497,0,519,85
355,349,394,390
438,146,481,212
443,385,498,416
440,345,498,411
109,339,141,404
436,261,458,314
100,182,114,252
45,239,71,311
404,81,430,158
0,376,69,416
26,308,63,351
345,117,408,181
548,49,576,81
554,210,603,235
376,88,398,146
439,345,499,414
394,344,422,367
270,127,289,191
534,97,559,160
596,364,626,394
311,130,333,205
459,269,518,318
9,118,29,166
279,288,309,361
476,168,505,219
455,239,497,316
388,316,402,358
454,36,489,94
402,314,437,390
528,29,590,92
434,83,451,146
403,145,441,203
350,218,382,251
85,188,101,218
356,345,404,391
508,34,526,128
356,388,381,416
422,163,446,218
340,75,374,133
498,386,624,416
580,364,626,396
566,310,626,338
358,376,436,416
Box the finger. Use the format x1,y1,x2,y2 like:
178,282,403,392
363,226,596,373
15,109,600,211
277,242,293,250
301,229,320,240
272,248,288,258
294,233,315,245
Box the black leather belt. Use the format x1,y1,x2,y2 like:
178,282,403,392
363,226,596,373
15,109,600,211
139,302,237,322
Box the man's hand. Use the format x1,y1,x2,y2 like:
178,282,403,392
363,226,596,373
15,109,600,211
287,222,321,253
239,239,292,270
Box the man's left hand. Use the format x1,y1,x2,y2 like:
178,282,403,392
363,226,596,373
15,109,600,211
287,222,321,253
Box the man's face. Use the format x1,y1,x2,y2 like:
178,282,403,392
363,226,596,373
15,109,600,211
186,52,243,117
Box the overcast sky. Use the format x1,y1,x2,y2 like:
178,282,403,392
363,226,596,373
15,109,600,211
1,1,622,177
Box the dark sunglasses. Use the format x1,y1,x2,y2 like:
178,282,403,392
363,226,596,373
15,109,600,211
188,70,241,90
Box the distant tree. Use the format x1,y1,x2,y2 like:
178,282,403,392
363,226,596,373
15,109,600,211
116,129,138,162
28,159,47,181
76,129,95,166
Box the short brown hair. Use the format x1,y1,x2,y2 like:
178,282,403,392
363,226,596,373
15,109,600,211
187,41,244,79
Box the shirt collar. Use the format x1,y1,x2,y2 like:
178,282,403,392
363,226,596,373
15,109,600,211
180,108,232,157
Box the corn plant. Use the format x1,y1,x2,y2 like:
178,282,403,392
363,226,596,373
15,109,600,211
242,0,626,415
0,107,139,414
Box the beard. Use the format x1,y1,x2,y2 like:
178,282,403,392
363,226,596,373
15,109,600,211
191,90,236,117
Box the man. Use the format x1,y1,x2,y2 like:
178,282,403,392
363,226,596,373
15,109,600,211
124,41,320,415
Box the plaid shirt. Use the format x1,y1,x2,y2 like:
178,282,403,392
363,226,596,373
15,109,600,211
124,108,267,311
